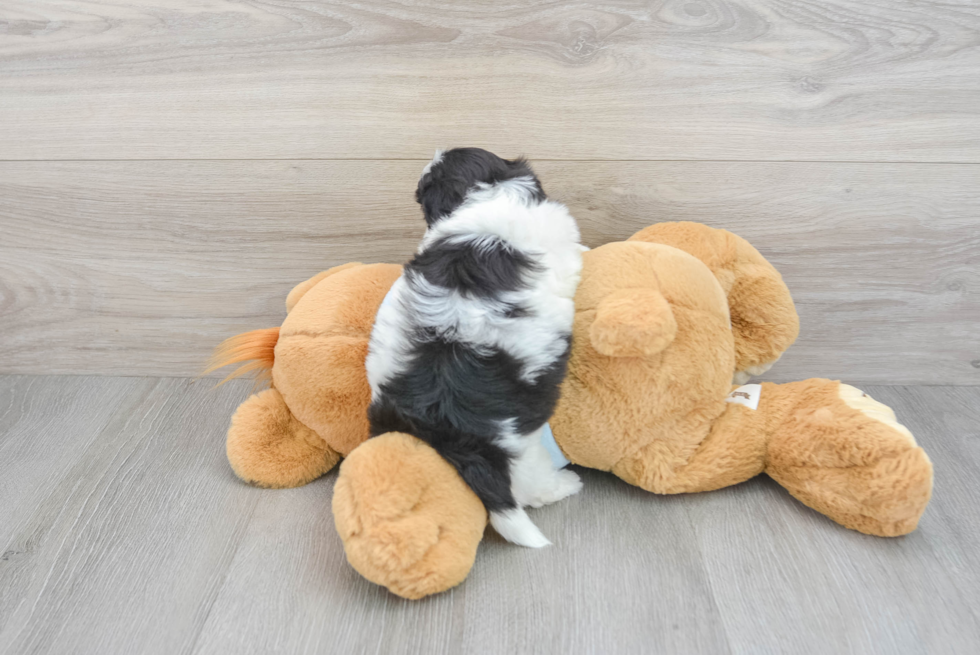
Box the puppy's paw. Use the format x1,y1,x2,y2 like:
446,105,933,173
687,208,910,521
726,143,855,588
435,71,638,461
530,469,583,507
553,469,584,501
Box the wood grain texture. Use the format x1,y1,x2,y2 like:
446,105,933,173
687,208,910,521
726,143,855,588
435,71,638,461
1,0,979,161
1,377,978,654
192,454,731,655
2,160,977,384
0,376,148,556
0,377,262,655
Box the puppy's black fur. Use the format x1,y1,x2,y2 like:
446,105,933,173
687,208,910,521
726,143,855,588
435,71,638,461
415,148,546,226
409,235,540,300
369,148,568,515
369,335,570,512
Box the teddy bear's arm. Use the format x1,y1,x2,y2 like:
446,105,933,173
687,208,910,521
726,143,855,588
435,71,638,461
628,222,799,378
226,387,341,488
333,432,487,599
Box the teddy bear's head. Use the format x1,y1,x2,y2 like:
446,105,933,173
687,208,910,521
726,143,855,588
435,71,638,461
551,241,737,473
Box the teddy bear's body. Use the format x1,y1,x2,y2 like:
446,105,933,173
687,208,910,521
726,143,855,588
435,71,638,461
210,222,932,600
220,263,399,489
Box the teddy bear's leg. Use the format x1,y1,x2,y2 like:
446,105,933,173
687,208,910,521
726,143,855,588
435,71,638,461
763,379,933,537
333,432,487,599
611,398,770,494
226,387,341,488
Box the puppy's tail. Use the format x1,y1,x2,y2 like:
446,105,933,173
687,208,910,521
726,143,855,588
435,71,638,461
490,508,551,548
201,327,280,387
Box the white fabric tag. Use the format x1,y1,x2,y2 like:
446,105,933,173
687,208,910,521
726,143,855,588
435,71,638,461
726,383,761,410
540,423,570,469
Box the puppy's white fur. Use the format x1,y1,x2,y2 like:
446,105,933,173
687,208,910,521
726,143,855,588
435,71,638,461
366,169,584,548
368,178,583,392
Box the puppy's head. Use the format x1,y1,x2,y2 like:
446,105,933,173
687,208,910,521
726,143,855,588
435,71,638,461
415,148,545,226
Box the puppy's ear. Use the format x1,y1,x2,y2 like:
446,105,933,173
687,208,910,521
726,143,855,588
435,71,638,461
416,149,461,225
589,288,676,358
505,156,546,199
417,184,464,226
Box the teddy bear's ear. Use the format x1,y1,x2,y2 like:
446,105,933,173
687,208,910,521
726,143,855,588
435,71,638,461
589,288,677,358
286,262,363,312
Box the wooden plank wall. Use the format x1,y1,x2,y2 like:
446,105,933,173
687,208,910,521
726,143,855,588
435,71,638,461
1,0,978,384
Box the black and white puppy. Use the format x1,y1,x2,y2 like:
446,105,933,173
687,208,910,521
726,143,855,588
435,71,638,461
366,148,583,547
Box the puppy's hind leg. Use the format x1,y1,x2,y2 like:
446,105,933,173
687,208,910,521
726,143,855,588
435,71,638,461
511,435,583,509
490,507,552,548
535,467,583,507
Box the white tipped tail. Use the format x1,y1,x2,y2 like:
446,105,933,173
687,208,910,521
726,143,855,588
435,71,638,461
490,508,552,548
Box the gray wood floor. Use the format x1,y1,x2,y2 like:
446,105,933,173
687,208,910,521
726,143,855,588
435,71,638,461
0,375,977,654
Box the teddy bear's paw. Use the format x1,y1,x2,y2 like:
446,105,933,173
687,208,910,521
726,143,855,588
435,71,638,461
226,388,340,488
733,356,779,385
838,384,917,447
767,380,933,537
332,433,487,599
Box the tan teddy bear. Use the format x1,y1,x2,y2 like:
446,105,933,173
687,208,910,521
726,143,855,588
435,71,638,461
207,222,933,600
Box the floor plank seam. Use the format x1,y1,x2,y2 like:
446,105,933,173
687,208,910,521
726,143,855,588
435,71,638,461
185,499,261,655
